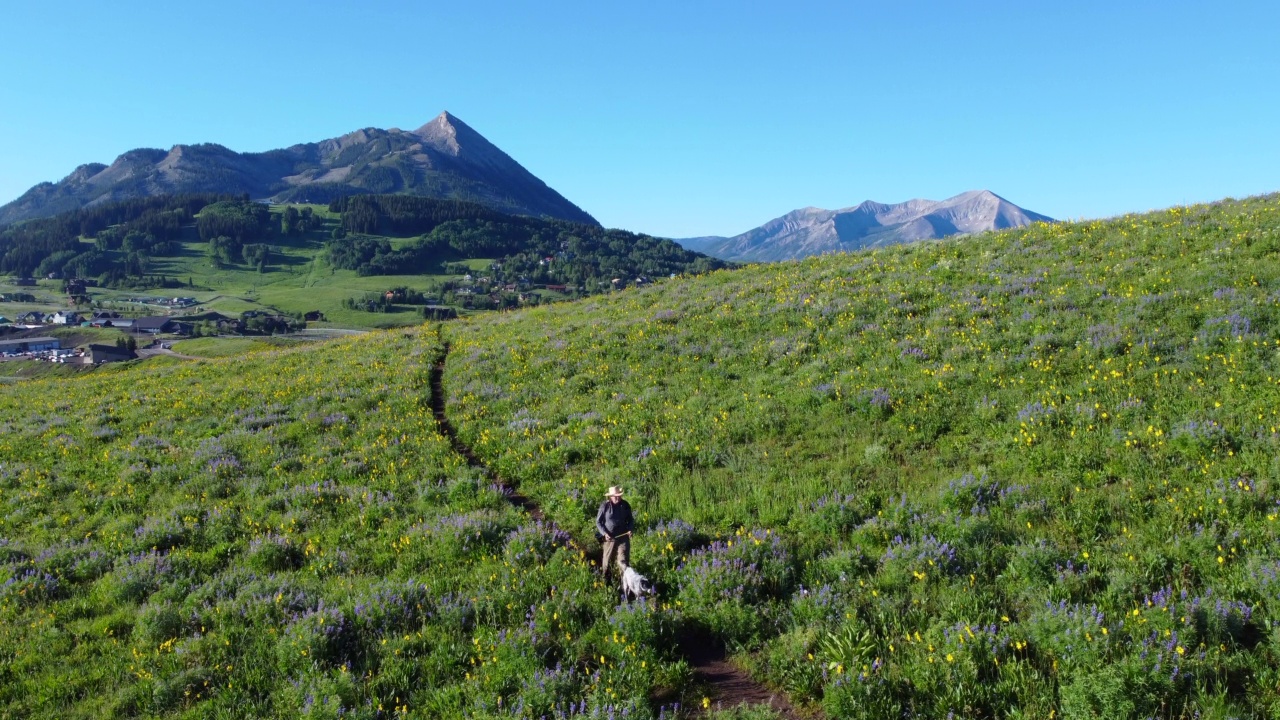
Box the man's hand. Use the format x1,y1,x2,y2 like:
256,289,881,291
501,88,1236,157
604,534,612,541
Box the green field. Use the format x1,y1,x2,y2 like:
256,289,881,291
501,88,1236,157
45,325,134,346
441,194,1280,717
5,195,1280,718
0,328,688,718
0,277,74,319
170,336,315,358
110,240,471,330
0,204,486,330
0,359,89,383
3,195,723,331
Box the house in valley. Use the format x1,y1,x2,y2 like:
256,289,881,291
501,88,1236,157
422,305,458,321
132,316,177,334
0,336,60,354
84,344,136,364
49,311,82,325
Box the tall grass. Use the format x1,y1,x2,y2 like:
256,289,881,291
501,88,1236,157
0,327,684,718
445,194,1280,717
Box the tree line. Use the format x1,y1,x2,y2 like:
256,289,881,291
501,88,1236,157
0,194,305,284
196,201,273,243
341,286,433,313
0,193,236,278
329,195,506,236
324,195,728,288
2,190,725,296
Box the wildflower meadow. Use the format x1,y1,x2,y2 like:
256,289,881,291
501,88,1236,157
442,194,1280,718
0,329,686,718
4,194,1280,718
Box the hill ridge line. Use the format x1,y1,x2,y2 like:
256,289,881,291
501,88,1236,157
427,340,809,719
0,112,599,226
685,190,1052,262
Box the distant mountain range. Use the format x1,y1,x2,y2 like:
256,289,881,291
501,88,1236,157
679,191,1052,262
0,112,597,227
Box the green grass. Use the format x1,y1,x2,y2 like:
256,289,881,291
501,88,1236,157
0,360,91,382
45,326,133,347
268,203,341,221
2,212,483,330
136,244,472,328
2,271,125,314
440,194,1280,717
460,258,497,271
170,336,313,358
0,327,686,718
8,194,1280,718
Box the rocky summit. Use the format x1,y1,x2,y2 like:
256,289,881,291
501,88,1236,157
684,190,1053,262
0,112,597,227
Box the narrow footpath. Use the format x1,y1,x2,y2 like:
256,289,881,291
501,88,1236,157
429,344,808,719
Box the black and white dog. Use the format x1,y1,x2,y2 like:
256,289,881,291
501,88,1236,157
621,566,654,602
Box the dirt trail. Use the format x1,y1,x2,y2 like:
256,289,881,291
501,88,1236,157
428,346,553,528
428,343,809,719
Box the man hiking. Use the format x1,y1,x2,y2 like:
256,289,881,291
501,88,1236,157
596,485,634,580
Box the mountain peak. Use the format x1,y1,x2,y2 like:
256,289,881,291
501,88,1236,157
694,191,1053,262
416,110,463,135
65,163,107,184
0,112,599,227
947,189,1003,204
415,110,455,134
414,111,491,159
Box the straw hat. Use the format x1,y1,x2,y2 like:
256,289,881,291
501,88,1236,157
605,486,625,498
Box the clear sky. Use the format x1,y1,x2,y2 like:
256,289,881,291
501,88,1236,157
1,1,1277,237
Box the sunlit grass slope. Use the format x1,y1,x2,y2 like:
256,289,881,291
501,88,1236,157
169,336,313,358
0,329,684,718
445,194,1280,717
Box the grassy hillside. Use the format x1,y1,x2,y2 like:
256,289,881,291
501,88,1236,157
0,331,686,718
442,194,1280,717
0,204,469,329
168,336,315,358
1,195,726,330
0,216,446,330
5,194,1280,718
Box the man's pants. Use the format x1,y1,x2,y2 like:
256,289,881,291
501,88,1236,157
601,535,630,579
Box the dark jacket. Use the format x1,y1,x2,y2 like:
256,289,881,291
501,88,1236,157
596,498,634,539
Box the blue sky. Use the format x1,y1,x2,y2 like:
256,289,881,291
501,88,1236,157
1,1,1277,237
